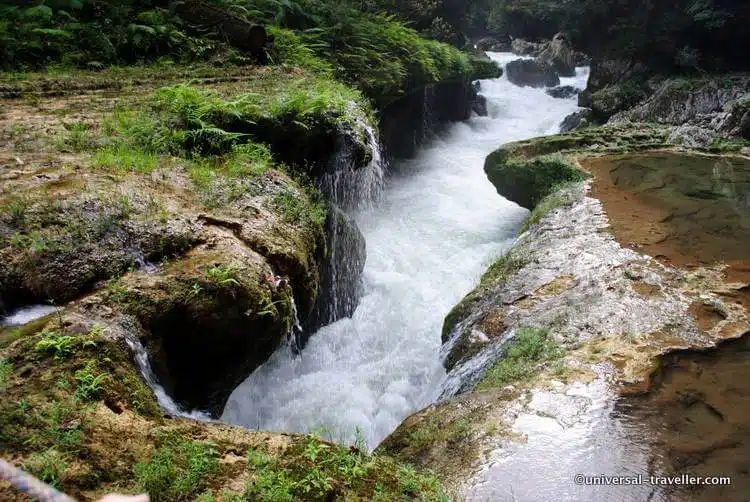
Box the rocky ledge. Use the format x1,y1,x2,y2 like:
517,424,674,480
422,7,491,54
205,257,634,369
379,124,750,499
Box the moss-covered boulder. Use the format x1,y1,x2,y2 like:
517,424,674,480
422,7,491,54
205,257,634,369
0,174,199,310
483,149,586,210
0,313,452,501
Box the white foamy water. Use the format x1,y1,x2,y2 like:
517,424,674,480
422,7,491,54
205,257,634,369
223,53,590,448
1,305,58,326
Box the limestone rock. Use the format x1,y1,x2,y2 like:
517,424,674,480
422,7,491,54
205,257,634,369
476,36,511,52
667,125,716,148
546,85,581,99
611,77,750,125
559,108,592,133
505,59,560,88
536,33,577,77
511,38,547,57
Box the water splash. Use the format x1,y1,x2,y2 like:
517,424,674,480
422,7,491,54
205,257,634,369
122,333,212,421
223,54,591,448
0,305,58,326
317,112,385,211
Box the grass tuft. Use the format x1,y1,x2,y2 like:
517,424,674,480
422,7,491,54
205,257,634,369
477,328,563,391
133,433,220,502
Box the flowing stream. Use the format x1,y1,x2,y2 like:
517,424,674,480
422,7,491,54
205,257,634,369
223,53,591,448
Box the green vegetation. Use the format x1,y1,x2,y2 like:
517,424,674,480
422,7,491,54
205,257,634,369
94,145,159,174
476,327,563,390
407,416,471,452
484,150,587,210
24,448,68,488
205,264,240,287
134,433,220,502
519,183,579,233
73,361,108,402
1,0,495,107
480,249,529,287
56,121,95,152
0,357,12,389
272,189,327,228
562,0,750,73
244,434,449,501
0,1,231,71
35,330,77,360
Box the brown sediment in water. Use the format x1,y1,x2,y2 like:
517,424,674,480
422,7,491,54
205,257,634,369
616,332,750,501
582,151,750,269
583,152,750,322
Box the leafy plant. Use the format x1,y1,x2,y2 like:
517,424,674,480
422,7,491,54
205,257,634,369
134,435,220,502
0,358,12,390
205,265,240,287
56,121,94,153
476,328,563,390
73,362,108,402
24,448,67,488
35,331,76,360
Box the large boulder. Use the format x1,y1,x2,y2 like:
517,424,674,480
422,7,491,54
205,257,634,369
483,148,586,210
536,33,577,77
579,83,649,123
546,85,581,99
559,109,592,133
511,38,547,57
476,36,511,52
505,59,560,88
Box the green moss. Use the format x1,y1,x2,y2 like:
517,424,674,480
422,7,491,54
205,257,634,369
706,138,750,153
519,183,580,233
480,249,530,287
0,357,12,390
0,313,55,349
484,150,587,210
476,328,563,391
588,82,648,121
244,434,449,501
134,432,220,502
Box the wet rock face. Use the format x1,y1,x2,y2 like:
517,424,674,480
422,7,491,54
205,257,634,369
546,85,580,99
305,207,366,337
505,59,560,88
0,179,200,310
511,38,547,57
559,109,592,132
97,241,296,417
476,36,511,52
609,76,750,126
380,80,485,159
536,33,577,77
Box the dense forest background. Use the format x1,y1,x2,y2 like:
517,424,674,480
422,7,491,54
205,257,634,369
2,0,749,74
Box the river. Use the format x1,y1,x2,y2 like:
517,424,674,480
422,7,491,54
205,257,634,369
222,53,591,448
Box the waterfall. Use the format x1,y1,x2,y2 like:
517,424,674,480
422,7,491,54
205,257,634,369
306,114,384,332
317,115,385,211
223,53,591,447
122,332,212,420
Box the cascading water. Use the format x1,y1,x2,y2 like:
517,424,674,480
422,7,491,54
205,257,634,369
223,53,591,448
122,333,212,421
